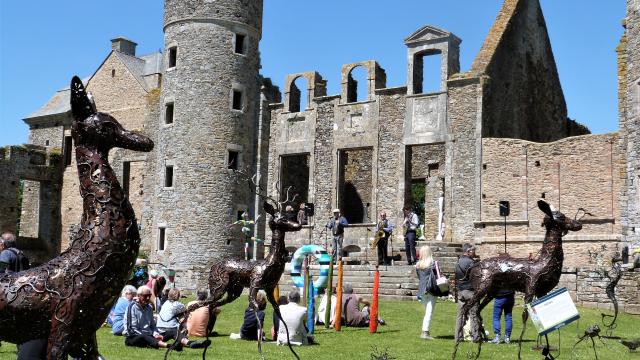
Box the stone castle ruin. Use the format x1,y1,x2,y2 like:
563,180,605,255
1,0,639,312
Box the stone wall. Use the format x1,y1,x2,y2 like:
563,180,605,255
28,125,64,149
0,145,63,263
622,0,640,249
472,0,573,142
339,148,373,224
446,77,482,242
479,135,622,240
559,267,640,315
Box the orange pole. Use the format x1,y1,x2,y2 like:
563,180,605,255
334,260,344,331
369,266,380,334
273,284,279,301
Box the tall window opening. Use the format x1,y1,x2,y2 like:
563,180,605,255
158,227,166,251
338,148,373,223
410,179,426,226
413,51,442,94
347,66,368,103
122,162,131,197
234,33,246,54
168,47,177,68
279,154,310,207
288,77,308,112
228,150,239,170
232,90,243,111
18,180,41,238
64,136,73,166
164,166,174,188
165,102,174,124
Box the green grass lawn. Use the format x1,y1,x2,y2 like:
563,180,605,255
1,298,639,359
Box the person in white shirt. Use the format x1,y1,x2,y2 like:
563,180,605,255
315,289,337,326
277,290,312,346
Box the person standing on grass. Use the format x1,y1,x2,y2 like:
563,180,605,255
416,245,437,340
489,289,514,344
454,243,480,342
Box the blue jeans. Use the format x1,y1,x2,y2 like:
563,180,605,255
492,295,514,337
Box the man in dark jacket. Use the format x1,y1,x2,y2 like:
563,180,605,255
454,243,480,342
0,232,29,273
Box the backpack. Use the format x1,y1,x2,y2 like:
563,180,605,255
8,248,30,272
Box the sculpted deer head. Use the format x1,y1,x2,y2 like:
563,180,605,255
538,199,582,235
264,201,301,233
70,76,153,153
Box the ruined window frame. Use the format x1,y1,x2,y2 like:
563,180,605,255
288,76,308,113
413,49,443,95
164,165,174,189
157,226,167,251
63,135,73,166
164,102,175,125
233,32,248,55
167,46,177,69
345,65,369,104
226,143,243,170
231,85,246,113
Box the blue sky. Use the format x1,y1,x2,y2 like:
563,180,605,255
0,1,626,147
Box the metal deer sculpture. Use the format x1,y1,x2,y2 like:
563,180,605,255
453,200,584,360
204,174,302,359
601,253,623,332
0,76,153,359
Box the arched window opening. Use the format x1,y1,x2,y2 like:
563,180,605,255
289,77,308,112
414,51,442,94
347,66,368,103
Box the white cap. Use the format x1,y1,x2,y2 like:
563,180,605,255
332,209,340,213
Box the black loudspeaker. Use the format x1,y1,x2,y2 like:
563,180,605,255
499,201,510,217
305,202,315,217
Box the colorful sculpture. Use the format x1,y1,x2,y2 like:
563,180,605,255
453,200,584,360
0,76,153,359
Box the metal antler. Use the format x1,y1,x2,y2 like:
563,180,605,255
575,208,593,221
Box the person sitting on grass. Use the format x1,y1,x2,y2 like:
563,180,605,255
230,290,267,341
156,287,189,341
108,285,137,336
316,288,337,326
277,290,313,346
341,283,385,327
123,286,208,350
272,295,288,339
187,289,221,337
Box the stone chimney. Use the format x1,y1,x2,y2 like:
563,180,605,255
111,37,137,56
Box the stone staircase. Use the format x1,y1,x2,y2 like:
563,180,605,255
278,241,464,301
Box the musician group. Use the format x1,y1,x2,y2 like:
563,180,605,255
373,207,419,266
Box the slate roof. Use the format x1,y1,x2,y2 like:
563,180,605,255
25,50,162,122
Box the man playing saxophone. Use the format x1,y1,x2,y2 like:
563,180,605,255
374,212,393,265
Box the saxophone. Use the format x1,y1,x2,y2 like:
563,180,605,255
371,220,386,249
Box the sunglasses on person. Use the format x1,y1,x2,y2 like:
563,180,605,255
139,293,151,298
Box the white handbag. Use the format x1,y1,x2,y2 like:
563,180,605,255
435,261,449,293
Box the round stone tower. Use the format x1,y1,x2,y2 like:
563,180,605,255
149,0,263,288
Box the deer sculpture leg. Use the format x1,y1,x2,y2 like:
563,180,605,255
265,286,300,360
47,318,74,360
517,293,534,360
247,287,266,360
